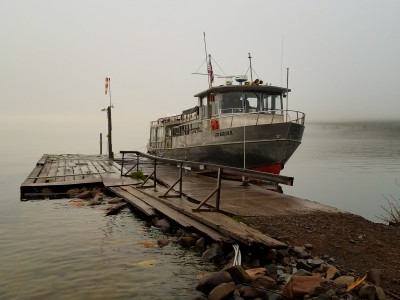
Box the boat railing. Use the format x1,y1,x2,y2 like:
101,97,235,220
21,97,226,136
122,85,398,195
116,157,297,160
209,110,305,130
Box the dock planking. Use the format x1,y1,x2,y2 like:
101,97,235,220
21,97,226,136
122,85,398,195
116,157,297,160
21,154,301,248
20,154,121,199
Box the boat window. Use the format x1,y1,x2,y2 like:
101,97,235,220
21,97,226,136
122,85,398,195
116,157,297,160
261,94,283,113
156,127,165,141
244,92,260,113
220,92,244,114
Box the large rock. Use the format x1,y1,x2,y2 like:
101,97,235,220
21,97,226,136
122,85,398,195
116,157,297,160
156,219,171,231
334,276,355,287
196,271,233,293
195,237,206,248
201,247,225,264
208,282,236,300
282,275,325,299
250,275,277,290
225,265,250,284
246,267,269,278
75,190,93,199
239,286,266,299
263,249,277,262
177,236,196,247
359,284,385,300
326,265,340,280
366,269,382,287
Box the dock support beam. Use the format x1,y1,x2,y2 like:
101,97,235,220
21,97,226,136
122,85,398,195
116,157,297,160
160,162,184,198
193,168,222,212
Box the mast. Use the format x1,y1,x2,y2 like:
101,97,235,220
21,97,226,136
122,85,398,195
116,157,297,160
203,32,212,89
248,53,253,82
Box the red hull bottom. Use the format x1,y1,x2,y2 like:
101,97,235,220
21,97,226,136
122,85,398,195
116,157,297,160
252,163,283,175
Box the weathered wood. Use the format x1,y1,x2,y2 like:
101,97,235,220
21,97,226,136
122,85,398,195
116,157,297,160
107,186,156,217
105,203,128,216
143,187,286,248
117,185,231,243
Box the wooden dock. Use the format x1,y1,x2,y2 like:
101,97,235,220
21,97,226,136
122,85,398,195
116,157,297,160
20,154,339,249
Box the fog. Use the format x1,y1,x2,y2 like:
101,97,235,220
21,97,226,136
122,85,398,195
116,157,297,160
1,0,399,153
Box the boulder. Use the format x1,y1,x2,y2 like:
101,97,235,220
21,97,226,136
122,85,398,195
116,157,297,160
308,258,325,268
177,236,196,247
75,190,93,199
296,259,314,271
239,286,266,299
67,188,81,198
359,284,385,300
366,269,382,287
201,247,225,264
208,282,236,300
334,276,355,287
326,266,340,280
225,265,250,284
93,192,104,201
87,199,102,206
245,267,269,278
157,237,170,247
108,197,123,204
195,237,206,248
282,275,325,299
156,219,171,231
250,275,277,290
196,271,233,293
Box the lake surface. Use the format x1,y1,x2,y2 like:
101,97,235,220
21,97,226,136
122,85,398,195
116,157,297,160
1,121,399,298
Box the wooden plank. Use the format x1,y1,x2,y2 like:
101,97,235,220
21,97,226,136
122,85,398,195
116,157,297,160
37,154,49,166
141,186,286,248
22,165,43,185
74,159,84,180
107,186,156,217
64,158,75,181
86,159,101,178
55,158,66,182
46,159,60,182
118,185,231,243
35,157,53,183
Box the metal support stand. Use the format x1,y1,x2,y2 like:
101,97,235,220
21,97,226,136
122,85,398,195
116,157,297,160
160,163,183,198
193,168,222,212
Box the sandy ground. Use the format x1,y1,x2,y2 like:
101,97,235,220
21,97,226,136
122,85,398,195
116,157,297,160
244,211,400,295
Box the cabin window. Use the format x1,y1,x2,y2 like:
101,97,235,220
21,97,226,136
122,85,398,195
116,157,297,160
220,92,243,114
243,92,260,113
150,128,156,142
156,127,165,141
262,94,283,113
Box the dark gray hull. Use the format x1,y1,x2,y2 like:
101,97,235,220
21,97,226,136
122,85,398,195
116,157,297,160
149,122,304,173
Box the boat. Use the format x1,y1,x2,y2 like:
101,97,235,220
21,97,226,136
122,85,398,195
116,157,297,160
147,55,305,174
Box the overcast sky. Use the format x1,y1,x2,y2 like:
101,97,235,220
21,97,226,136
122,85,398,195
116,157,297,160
1,0,400,153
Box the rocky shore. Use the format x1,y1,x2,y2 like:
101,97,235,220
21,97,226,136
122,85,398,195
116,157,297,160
62,186,399,299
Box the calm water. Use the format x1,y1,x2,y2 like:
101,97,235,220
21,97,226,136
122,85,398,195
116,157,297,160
283,121,400,222
1,121,399,299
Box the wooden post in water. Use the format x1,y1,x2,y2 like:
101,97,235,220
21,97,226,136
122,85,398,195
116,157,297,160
107,106,114,159
100,133,103,155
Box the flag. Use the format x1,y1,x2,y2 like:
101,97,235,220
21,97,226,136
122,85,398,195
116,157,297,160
207,60,214,83
105,77,109,95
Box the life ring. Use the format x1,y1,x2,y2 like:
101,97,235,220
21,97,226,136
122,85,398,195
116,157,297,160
210,119,219,130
